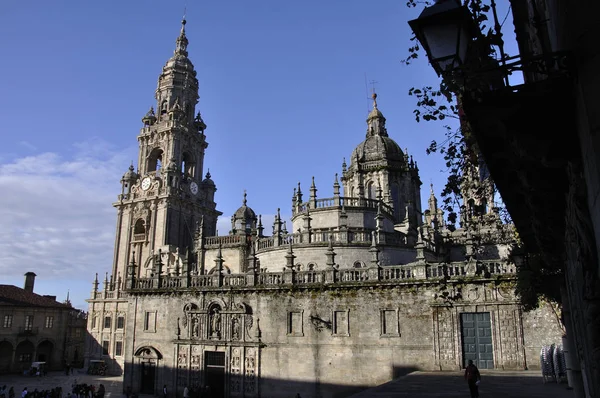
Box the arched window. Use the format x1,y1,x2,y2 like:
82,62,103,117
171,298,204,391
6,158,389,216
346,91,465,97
160,100,168,115
307,263,316,270
350,187,355,198
181,152,195,177
367,181,376,200
467,199,475,218
353,261,363,268
147,148,163,173
134,219,146,234
481,198,488,214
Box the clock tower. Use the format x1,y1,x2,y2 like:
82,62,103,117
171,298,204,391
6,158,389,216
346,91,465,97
112,19,221,281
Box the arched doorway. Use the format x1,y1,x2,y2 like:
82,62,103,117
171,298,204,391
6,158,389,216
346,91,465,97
15,340,35,373
0,341,14,373
135,346,162,395
37,340,54,366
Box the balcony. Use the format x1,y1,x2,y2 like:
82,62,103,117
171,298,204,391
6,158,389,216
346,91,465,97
18,327,39,336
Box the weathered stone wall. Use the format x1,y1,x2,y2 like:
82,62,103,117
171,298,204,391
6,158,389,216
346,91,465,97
118,279,563,398
521,301,565,369
255,246,417,271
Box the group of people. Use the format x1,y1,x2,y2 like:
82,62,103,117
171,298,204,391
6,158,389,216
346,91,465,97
70,382,105,398
2,386,62,398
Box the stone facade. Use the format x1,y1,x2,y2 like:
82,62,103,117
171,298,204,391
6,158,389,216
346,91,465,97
86,18,564,398
0,273,86,373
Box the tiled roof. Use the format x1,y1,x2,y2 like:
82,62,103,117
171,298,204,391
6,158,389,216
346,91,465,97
0,285,70,308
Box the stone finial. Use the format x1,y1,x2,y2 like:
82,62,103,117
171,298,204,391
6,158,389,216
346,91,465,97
342,158,347,173
372,92,378,108
175,17,189,56
369,231,380,267
285,242,296,270
333,173,340,195
325,237,336,268
243,190,247,206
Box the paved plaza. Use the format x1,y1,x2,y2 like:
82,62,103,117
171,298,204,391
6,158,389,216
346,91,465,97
0,370,573,398
0,371,122,398
349,370,573,398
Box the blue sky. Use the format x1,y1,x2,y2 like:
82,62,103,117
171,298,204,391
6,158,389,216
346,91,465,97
0,1,516,310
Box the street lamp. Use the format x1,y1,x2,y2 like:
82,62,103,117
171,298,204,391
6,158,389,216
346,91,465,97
408,0,476,77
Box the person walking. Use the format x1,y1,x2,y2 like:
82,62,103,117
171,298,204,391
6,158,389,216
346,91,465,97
464,360,481,398
162,385,167,398
182,386,188,398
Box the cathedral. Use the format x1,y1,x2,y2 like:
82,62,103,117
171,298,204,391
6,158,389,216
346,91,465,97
85,20,564,398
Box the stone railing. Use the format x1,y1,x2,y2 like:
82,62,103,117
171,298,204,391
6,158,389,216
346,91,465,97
293,196,394,216
204,235,245,246
122,260,516,293
257,228,378,251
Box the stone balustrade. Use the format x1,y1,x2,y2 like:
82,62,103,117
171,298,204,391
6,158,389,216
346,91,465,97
293,197,394,216
256,228,390,252
204,235,245,246
95,260,517,296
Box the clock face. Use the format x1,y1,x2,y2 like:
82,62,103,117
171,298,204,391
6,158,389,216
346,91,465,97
141,177,152,191
190,181,199,195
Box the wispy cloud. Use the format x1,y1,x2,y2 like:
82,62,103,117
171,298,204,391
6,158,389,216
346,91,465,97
0,139,133,308
0,140,286,309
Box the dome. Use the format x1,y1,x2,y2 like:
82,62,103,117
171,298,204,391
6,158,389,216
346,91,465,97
350,92,404,164
202,171,215,186
234,204,256,220
351,134,404,164
233,192,256,221
122,164,137,181
367,106,385,120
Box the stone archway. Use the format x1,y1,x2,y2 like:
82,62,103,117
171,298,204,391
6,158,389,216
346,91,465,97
15,340,35,373
0,341,14,373
134,346,162,395
37,340,54,366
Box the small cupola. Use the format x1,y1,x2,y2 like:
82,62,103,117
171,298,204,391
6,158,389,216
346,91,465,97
231,191,257,235
142,107,157,126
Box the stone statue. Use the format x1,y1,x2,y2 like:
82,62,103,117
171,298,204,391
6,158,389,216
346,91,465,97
192,316,199,337
232,316,240,340
210,308,221,337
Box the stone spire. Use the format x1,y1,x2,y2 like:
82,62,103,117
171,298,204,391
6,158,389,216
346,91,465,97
428,183,438,214
155,17,199,125
174,18,189,57
366,92,388,137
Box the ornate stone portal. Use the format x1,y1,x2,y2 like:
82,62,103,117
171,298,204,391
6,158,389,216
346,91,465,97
175,298,260,396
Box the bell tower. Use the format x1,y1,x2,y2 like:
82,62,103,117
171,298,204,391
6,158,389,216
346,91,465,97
111,19,221,281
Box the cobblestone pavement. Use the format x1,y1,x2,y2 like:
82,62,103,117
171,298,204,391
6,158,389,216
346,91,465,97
349,370,573,398
1,370,573,398
0,371,123,398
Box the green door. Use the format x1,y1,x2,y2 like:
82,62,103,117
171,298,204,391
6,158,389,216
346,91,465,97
461,312,494,369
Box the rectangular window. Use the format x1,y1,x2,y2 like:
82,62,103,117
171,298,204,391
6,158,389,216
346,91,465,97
25,315,34,331
287,311,304,336
143,311,156,332
102,340,109,356
333,310,350,336
75,328,82,338
45,316,54,329
91,317,97,329
104,316,111,329
380,309,400,337
117,316,125,329
115,341,123,357
3,315,13,328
